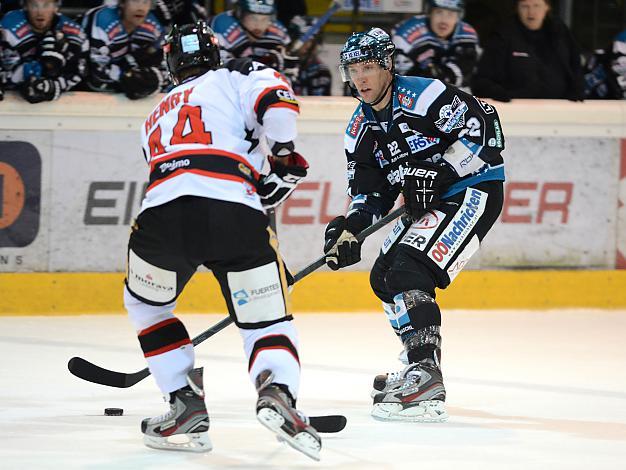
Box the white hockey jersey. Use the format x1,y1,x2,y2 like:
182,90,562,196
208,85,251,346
139,59,300,213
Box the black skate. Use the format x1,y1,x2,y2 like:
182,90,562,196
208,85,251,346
371,360,448,422
142,368,211,452
255,370,322,461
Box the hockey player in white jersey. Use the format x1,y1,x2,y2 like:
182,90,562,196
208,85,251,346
123,21,320,460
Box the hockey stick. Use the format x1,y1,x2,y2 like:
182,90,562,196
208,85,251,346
288,1,342,55
68,206,404,426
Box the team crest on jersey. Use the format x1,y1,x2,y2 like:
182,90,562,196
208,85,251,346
435,95,468,133
398,92,416,110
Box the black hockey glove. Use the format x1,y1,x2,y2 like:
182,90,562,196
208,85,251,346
21,77,62,103
323,216,362,271
38,31,68,78
119,66,164,100
402,160,455,220
257,153,309,209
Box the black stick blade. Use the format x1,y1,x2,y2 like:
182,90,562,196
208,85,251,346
309,415,347,433
68,357,150,388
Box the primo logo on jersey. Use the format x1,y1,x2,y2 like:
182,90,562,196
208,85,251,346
428,188,487,268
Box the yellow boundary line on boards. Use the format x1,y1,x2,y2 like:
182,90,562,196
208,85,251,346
1,271,626,315
0,270,626,315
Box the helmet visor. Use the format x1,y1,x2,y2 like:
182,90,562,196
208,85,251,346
339,60,384,85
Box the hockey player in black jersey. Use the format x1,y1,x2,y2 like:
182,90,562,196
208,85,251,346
323,27,506,422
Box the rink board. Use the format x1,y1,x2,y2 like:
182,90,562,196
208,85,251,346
2,95,626,314
0,129,625,272
2,270,626,315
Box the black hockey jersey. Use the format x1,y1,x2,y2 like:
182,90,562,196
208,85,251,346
344,75,505,217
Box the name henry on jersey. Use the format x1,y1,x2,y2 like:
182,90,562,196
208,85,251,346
145,87,196,133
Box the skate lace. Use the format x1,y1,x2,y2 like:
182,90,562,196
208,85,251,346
148,403,177,424
387,364,423,389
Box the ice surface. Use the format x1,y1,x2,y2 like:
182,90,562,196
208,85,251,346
1,311,625,469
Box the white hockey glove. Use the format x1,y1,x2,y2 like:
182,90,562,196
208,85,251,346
257,152,309,209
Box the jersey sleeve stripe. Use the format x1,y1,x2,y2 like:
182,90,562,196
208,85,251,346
265,102,300,113
254,85,300,122
415,80,447,115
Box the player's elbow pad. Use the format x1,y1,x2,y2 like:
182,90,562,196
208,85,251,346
442,139,488,178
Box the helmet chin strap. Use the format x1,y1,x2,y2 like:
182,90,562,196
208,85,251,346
368,74,394,107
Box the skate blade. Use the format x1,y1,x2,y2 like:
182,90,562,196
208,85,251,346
257,407,321,461
371,400,449,423
143,431,212,453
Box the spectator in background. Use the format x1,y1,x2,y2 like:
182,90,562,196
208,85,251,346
0,0,87,103
287,15,331,96
612,29,626,99
392,0,479,89
211,0,298,84
81,0,167,100
102,0,208,32
471,0,584,101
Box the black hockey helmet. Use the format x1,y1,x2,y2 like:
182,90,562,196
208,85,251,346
164,21,222,85
339,27,395,83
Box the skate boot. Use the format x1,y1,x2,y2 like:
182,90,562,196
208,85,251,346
371,358,448,422
255,370,322,461
142,367,212,452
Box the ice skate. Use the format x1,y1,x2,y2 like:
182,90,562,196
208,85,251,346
371,359,448,422
255,370,322,461
142,368,212,452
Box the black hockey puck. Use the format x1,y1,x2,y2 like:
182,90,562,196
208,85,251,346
104,408,124,416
